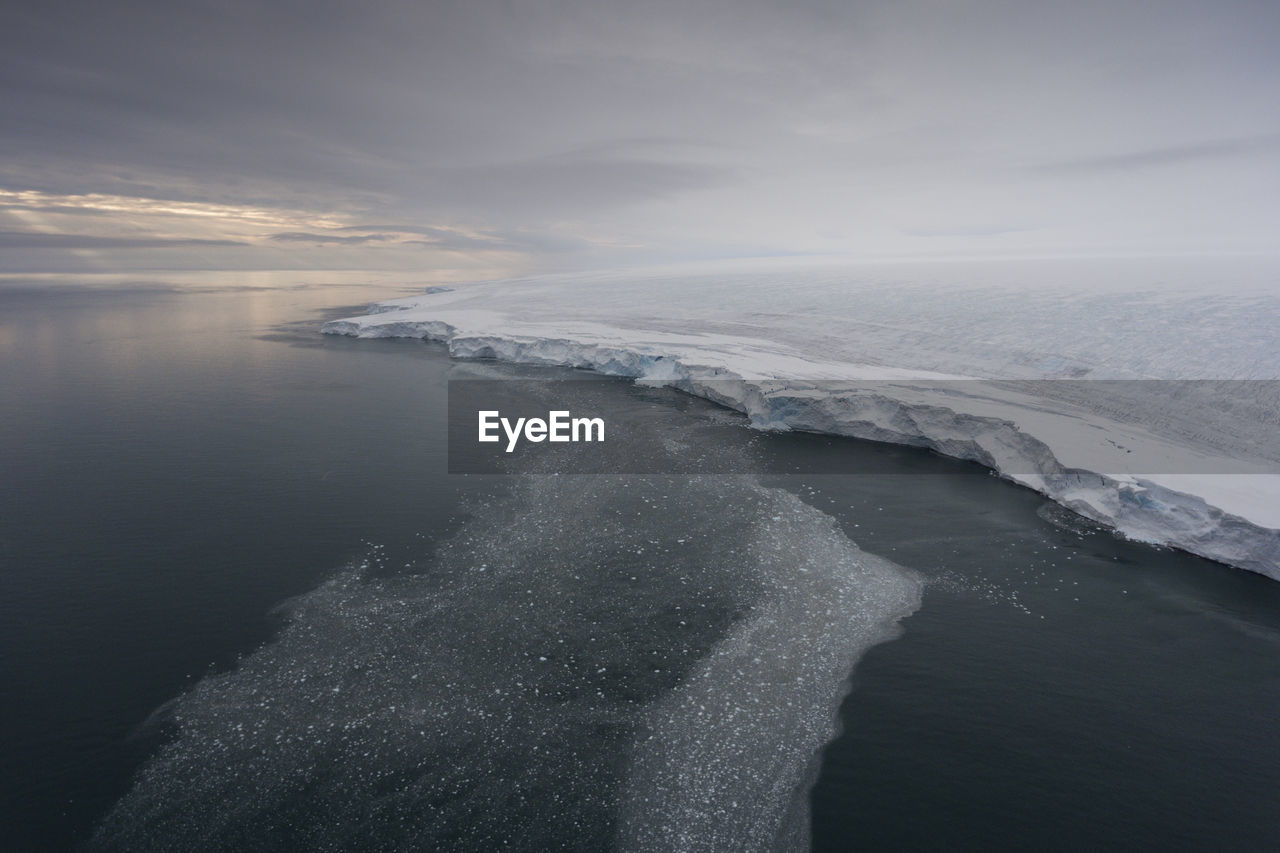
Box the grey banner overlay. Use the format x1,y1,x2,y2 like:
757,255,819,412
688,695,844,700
447,379,1280,475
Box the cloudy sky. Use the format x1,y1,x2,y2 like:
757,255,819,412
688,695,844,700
2,0,1278,276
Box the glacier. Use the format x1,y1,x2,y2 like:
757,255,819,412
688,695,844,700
322,257,1280,580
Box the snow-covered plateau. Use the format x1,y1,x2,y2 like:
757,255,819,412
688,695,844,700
323,258,1280,580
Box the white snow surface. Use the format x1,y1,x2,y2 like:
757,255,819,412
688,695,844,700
324,258,1280,580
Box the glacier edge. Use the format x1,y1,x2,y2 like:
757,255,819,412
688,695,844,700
321,310,1279,582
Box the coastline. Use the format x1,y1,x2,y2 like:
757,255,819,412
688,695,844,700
322,273,1280,581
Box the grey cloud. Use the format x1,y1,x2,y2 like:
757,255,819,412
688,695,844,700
0,204,119,216
0,2,743,215
0,231,246,249
336,224,592,253
1039,134,1280,175
2,0,1279,264
270,232,393,244
334,224,517,249
904,225,1036,238
336,225,449,235
430,154,732,215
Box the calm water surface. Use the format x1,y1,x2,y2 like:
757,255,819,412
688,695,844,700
1,278,1277,851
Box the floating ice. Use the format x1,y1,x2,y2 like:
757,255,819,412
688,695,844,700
93,468,918,850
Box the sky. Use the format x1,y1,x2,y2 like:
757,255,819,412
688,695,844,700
2,0,1278,277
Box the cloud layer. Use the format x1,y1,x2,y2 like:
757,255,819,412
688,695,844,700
3,0,1278,272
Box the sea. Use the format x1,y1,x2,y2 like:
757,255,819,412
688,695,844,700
1,274,1277,851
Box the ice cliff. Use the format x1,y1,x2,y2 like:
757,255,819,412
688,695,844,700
322,258,1280,580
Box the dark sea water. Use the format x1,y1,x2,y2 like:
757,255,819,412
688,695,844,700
1,278,1278,851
